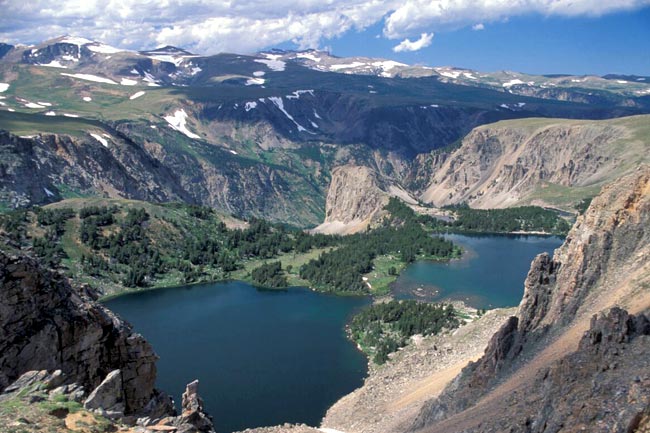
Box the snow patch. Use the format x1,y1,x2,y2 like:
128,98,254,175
313,110,322,119
63,113,79,118
310,121,319,129
7,108,15,112
268,97,313,134
120,78,138,86
255,53,286,71
25,102,46,109
436,69,461,79
371,60,407,72
87,43,123,54
245,77,265,86
463,72,477,80
60,36,93,46
617,80,628,84
130,91,146,100
37,101,52,106
83,96,92,102
61,55,78,62
39,60,67,68
90,133,109,148
296,52,321,63
164,109,201,139
143,72,161,86
330,62,366,71
61,73,117,85
150,125,157,129
148,54,184,67
43,187,55,197
502,79,524,87
45,111,56,116
229,150,238,155
244,101,257,111
253,71,266,77
286,89,314,99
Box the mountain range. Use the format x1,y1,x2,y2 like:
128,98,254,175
1,36,650,229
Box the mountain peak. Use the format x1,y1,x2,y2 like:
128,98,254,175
140,45,194,56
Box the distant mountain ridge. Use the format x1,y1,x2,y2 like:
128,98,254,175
1,35,649,227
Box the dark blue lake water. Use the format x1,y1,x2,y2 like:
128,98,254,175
105,281,369,433
104,234,562,432
392,233,563,308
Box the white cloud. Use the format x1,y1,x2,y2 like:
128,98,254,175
472,23,485,31
0,0,648,54
393,32,434,52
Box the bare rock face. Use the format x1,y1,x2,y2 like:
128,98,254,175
0,250,168,416
419,117,649,210
175,380,215,432
409,166,650,432
314,164,416,234
84,369,125,418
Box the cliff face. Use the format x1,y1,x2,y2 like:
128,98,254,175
313,164,417,234
0,249,216,431
0,129,325,226
418,115,650,211
0,251,162,414
409,165,650,432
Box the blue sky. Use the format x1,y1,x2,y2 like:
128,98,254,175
1,0,649,75
325,8,650,75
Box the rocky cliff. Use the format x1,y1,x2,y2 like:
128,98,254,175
314,164,417,234
0,249,215,432
408,165,650,432
418,115,650,211
0,127,325,225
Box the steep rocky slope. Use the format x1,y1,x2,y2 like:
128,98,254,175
0,127,325,225
321,307,515,433
408,165,650,432
0,249,215,432
418,115,650,211
314,164,417,234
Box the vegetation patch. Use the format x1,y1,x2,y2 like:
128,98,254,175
349,300,460,364
436,203,572,235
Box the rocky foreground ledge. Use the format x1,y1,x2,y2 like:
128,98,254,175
0,250,216,433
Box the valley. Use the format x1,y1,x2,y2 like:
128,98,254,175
1,32,649,433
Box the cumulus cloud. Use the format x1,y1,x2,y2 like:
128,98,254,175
393,32,434,52
472,23,485,31
1,0,648,54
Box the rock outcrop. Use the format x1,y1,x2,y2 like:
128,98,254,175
419,115,650,211
0,250,162,414
314,164,417,234
0,369,217,433
408,165,650,432
0,249,215,431
83,369,125,418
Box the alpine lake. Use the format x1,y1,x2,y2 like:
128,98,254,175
105,233,563,432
